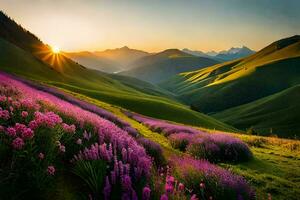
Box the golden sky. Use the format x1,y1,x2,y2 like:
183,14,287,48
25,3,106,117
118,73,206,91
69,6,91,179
1,0,299,52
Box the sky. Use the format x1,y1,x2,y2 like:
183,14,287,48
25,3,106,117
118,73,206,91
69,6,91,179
1,0,299,52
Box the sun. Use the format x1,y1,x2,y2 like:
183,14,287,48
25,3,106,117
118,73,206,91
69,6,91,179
51,46,60,54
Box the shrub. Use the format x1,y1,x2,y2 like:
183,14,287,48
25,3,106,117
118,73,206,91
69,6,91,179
170,156,255,200
127,112,253,162
168,133,193,151
137,138,166,166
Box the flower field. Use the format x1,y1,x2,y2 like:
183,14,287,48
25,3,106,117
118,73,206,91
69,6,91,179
0,72,254,199
125,112,252,163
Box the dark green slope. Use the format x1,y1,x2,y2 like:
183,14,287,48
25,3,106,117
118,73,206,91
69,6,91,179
120,49,219,83
0,11,235,132
212,85,300,138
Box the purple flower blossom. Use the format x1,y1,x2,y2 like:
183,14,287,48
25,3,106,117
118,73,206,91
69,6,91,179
103,176,111,200
160,194,168,200
142,186,151,200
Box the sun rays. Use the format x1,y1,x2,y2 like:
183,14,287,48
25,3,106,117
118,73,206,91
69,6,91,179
32,44,68,72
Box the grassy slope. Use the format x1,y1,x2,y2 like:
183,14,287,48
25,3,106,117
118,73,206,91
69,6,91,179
223,134,300,200
0,38,235,132
161,36,300,136
212,85,300,138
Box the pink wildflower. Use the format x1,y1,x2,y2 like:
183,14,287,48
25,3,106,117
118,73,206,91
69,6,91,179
178,183,185,192
14,123,26,133
76,138,82,145
47,165,55,175
21,128,34,139
12,137,25,150
38,152,45,160
0,109,10,120
62,123,76,134
191,194,199,200
6,127,16,137
21,111,28,118
83,130,91,140
200,182,205,189
59,144,66,153
28,120,39,130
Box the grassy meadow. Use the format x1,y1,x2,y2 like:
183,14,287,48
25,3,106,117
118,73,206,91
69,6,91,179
52,87,300,200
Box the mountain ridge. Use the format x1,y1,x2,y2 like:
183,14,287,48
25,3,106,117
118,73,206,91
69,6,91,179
119,48,219,83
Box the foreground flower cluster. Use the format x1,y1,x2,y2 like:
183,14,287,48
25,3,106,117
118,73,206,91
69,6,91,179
126,112,252,163
0,73,151,199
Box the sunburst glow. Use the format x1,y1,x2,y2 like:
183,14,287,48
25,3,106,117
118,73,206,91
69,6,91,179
51,46,60,54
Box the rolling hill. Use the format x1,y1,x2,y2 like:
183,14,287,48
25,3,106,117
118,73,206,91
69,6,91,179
161,35,300,137
213,85,300,137
119,49,219,83
0,11,235,132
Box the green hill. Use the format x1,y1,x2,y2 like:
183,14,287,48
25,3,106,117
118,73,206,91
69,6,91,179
0,11,235,132
212,85,300,138
161,35,300,137
119,49,219,83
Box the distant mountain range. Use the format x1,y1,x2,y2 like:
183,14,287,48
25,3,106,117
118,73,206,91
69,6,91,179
65,46,149,73
182,46,255,61
119,49,219,83
66,46,254,74
162,35,300,138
